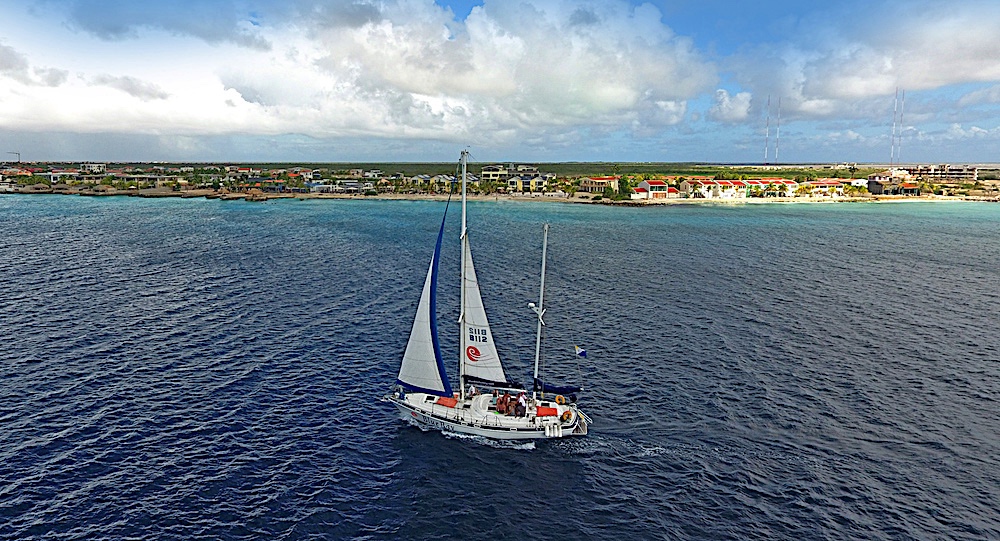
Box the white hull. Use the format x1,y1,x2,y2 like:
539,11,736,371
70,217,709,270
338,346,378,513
384,392,588,440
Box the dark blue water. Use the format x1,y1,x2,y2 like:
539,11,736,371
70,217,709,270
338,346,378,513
2,195,998,540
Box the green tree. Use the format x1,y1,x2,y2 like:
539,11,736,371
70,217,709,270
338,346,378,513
616,176,633,200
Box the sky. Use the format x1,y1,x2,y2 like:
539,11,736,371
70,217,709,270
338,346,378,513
2,0,1000,164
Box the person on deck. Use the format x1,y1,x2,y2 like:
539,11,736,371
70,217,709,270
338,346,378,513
498,391,510,414
515,393,527,417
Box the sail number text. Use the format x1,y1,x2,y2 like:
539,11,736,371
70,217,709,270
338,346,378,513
468,328,488,343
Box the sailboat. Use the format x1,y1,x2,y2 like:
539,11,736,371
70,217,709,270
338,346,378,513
383,150,590,440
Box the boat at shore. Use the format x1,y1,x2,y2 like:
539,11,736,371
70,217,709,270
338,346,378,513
383,150,590,440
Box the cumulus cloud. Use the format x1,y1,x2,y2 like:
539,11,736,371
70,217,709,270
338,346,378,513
708,89,752,123
725,1,1000,125
0,42,67,87
0,43,32,84
56,0,271,49
799,11,1000,100
943,123,998,140
92,74,169,100
8,0,999,162
302,0,715,141
958,84,1000,106
35,67,69,87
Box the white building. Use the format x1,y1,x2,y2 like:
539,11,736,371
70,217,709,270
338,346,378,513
81,163,107,174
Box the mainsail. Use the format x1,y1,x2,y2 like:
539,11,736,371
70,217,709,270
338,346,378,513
460,239,508,385
397,213,452,397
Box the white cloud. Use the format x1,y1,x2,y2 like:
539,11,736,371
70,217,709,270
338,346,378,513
1,0,716,151
56,0,271,49
0,42,66,87
92,74,169,101
4,0,1000,162
0,43,31,83
943,123,998,140
959,85,1000,106
291,0,715,140
708,89,751,123
800,11,1000,99
726,1,1000,125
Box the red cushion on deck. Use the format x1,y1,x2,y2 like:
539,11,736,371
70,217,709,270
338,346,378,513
536,406,558,417
436,397,458,408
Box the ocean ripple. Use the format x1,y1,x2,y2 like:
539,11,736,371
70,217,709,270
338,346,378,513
1,196,998,540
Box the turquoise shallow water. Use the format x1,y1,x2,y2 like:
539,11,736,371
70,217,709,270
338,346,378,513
1,195,998,540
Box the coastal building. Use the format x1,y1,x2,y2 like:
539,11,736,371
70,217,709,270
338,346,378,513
637,180,670,199
741,178,798,197
868,169,915,195
804,179,845,197
716,180,748,198
632,180,681,200
81,163,106,174
579,176,619,194
507,175,548,192
290,167,314,181
480,164,549,184
232,167,262,178
412,174,458,192
38,170,79,184
631,180,680,200
480,164,509,182
902,164,978,182
679,179,755,199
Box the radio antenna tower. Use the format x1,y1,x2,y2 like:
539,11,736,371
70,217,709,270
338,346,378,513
763,94,771,165
774,97,781,164
889,86,899,169
896,89,905,166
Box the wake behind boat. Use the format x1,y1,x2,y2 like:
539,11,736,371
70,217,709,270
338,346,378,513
383,150,590,440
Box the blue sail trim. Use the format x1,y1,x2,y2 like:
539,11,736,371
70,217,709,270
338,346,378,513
533,378,583,396
428,200,453,398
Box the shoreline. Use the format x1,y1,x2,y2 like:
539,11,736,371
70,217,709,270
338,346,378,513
3,186,996,205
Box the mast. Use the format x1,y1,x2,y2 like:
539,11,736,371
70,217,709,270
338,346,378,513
530,223,549,399
459,150,469,399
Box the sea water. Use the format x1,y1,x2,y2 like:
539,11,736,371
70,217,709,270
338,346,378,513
1,195,998,540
